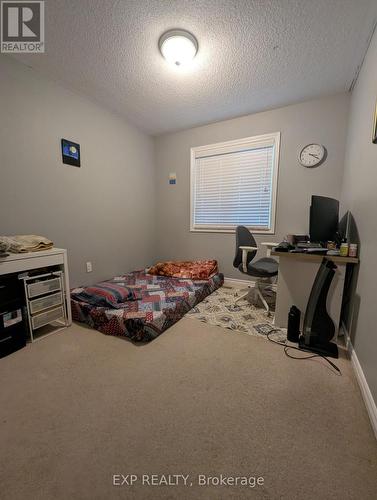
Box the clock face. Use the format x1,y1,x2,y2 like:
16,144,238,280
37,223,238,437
299,144,327,168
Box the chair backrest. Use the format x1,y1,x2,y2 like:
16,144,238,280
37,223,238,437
233,226,258,268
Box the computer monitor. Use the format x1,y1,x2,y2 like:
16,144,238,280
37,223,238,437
338,210,350,241
309,195,339,243
338,210,359,243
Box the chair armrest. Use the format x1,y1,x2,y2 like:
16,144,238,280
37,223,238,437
260,242,279,247
239,246,258,272
260,242,279,257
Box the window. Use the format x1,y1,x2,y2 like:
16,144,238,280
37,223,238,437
190,132,280,233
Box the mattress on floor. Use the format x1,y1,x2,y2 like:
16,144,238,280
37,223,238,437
71,270,224,342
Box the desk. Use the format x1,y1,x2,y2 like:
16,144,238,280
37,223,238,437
271,251,358,335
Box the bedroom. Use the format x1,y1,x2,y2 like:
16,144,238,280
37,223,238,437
0,1,377,499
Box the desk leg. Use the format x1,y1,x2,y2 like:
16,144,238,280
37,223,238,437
63,251,72,326
274,259,345,335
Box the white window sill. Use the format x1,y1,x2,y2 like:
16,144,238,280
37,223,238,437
190,228,275,235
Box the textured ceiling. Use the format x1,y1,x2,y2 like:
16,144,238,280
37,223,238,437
11,0,377,135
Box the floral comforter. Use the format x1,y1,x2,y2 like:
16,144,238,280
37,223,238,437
147,260,218,280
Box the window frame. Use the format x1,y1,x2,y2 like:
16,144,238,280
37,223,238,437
190,132,280,234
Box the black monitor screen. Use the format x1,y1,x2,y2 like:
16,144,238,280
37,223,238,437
338,211,350,241
309,195,339,243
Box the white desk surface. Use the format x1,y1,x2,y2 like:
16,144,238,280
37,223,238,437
0,248,66,262
271,250,358,265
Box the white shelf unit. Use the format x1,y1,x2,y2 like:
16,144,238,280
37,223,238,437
22,270,68,342
0,248,72,342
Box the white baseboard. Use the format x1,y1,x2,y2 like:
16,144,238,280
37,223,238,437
342,323,377,439
224,277,277,292
224,277,254,288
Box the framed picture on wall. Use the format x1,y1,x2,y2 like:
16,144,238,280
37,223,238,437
61,139,81,167
373,100,377,144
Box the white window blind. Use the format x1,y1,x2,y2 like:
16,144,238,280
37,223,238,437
190,133,280,233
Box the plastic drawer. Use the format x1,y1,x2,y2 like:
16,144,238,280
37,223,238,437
31,306,64,330
27,277,62,298
29,292,63,315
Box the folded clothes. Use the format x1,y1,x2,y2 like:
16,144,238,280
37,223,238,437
147,260,218,280
0,235,53,253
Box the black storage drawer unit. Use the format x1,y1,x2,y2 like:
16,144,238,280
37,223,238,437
0,276,26,358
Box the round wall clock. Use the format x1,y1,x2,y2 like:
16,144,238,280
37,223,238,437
299,144,327,168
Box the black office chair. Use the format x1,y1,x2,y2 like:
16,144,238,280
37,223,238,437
233,226,278,314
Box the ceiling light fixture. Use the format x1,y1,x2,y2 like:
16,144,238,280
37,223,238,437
159,29,198,66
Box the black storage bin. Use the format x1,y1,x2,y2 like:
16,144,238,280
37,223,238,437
0,276,27,358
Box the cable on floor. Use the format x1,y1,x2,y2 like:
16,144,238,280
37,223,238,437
266,328,341,375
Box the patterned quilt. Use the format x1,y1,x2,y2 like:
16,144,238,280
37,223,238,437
71,270,224,342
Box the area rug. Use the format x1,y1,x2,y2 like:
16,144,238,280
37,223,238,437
187,285,286,342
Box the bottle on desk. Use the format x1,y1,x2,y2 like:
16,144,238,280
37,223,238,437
348,243,358,258
339,242,349,257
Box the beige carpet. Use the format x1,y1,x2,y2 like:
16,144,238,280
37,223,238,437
0,320,376,500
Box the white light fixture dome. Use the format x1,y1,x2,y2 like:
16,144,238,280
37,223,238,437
159,29,198,66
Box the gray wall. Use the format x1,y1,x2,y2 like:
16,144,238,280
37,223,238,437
155,94,350,278
0,56,156,286
340,28,377,402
